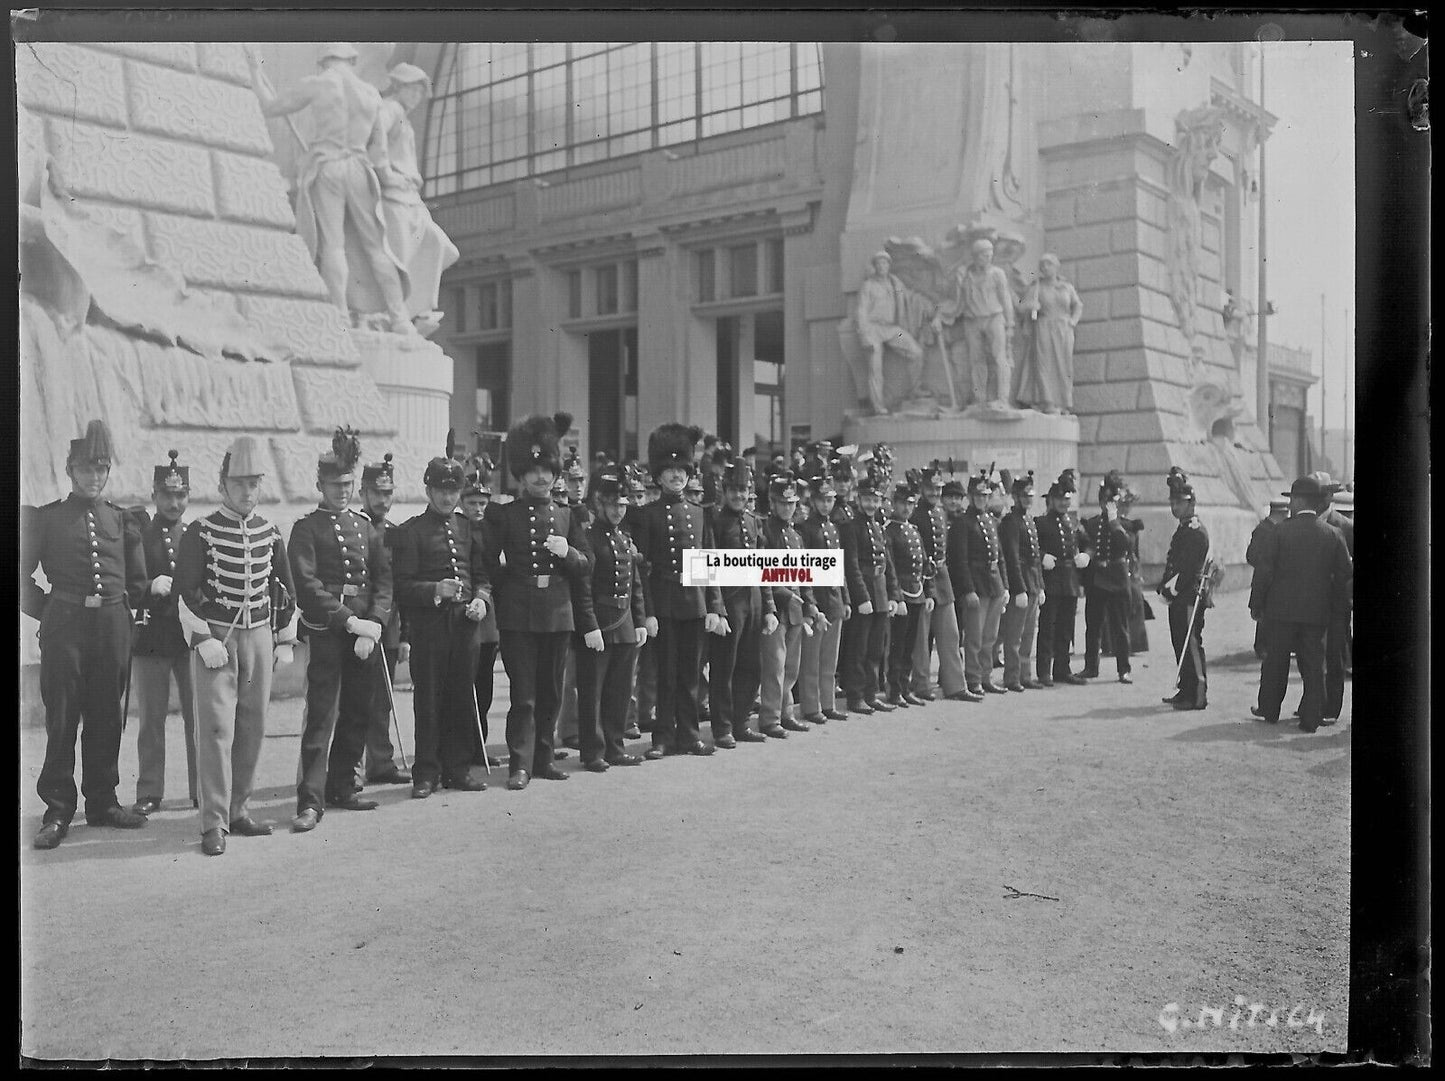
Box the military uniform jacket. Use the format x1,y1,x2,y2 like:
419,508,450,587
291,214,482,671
365,511,406,649
798,508,850,620
1245,517,1278,568
844,509,898,609
998,506,1044,598
1246,512,1351,626
629,493,723,621
568,499,595,530
477,495,587,633
573,517,647,643
21,494,149,624
1158,516,1209,605
174,508,298,644
760,515,818,625
289,506,393,639
1035,510,1088,597
1080,511,1131,593
885,517,934,603
910,499,955,604
393,507,493,630
950,506,1007,599
711,504,777,618
133,512,189,656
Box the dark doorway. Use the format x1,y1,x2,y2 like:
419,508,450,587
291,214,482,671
587,327,638,464
475,341,510,435
716,316,737,447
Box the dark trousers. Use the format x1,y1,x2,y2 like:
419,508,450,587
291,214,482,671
1084,587,1131,676
474,640,498,747
631,637,657,731
886,604,924,696
1258,619,1326,726
297,630,378,812
410,608,483,784
1036,593,1079,680
1168,600,1208,707
654,617,704,750
709,600,763,738
362,641,401,781
37,601,129,825
1324,617,1348,719
500,630,568,774
841,609,889,700
576,640,639,763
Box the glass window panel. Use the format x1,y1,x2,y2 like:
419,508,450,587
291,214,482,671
754,359,781,386
532,64,569,151
492,43,528,81
567,270,582,319
701,42,743,114
450,287,467,333
491,76,528,163
479,282,499,330
571,42,609,58
696,249,715,303
611,132,650,157
658,119,696,146
500,278,513,328
572,53,609,141
767,238,785,294
623,260,638,312
532,42,567,70
596,264,619,314
657,44,696,124
533,149,566,174
701,110,742,138
730,244,758,298
458,90,491,170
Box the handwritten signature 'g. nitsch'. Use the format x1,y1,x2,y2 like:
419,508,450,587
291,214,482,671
1159,998,1327,1036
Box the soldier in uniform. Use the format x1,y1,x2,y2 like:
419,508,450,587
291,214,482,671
459,456,505,770
952,471,1010,697
840,473,899,714
1080,470,1135,684
392,442,492,797
288,428,394,832
708,460,778,745
130,450,199,815
356,452,412,787
175,436,299,855
758,474,819,735
884,480,933,707
482,414,591,789
797,473,850,725
1158,468,1210,711
997,470,1045,693
572,470,649,769
1248,474,1352,732
908,465,969,702
1033,472,1090,687
23,421,151,849
629,423,727,758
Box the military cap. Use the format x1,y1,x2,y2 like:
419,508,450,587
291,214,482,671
563,447,586,481
768,472,801,503
940,479,966,499
153,449,189,491
806,474,837,500
1098,469,1126,503
591,470,632,505
67,419,114,467
721,461,754,491
423,429,464,489
1268,496,1290,510
1165,467,1196,502
918,463,943,485
855,475,883,496
317,425,362,483
967,470,995,496
462,454,495,498
361,452,396,492
220,435,265,480
648,423,703,478
1011,469,1037,497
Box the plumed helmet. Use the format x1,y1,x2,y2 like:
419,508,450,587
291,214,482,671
67,419,115,467
721,460,754,492
767,470,800,504
647,423,703,479
1165,467,1196,502
1098,469,1126,503
153,449,189,492
424,428,465,489
506,413,572,480
317,425,362,483
1011,469,1037,497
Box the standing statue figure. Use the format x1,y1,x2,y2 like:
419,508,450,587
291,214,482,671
376,63,461,338
930,238,1017,411
852,252,932,415
248,42,417,336
1017,253,1083,414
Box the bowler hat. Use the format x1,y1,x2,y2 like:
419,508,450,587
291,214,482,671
1284,475,1327,499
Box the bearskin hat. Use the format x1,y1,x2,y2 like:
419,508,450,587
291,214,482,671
647,423,703,479
506,412,572,480
1166,467,1195,502
68,419,115,467
1098,469,1126,503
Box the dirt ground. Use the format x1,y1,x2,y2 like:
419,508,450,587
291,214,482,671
19,592,1349,1060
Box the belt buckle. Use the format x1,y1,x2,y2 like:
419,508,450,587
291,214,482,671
535,575,550,589
84,595,103,608
341,584,360,597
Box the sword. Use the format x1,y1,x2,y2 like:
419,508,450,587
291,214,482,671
1172,573,1209,691
376,643,410,772
470,683,491,777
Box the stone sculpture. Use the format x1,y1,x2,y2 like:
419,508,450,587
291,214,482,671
1016,253,1083,415
1165,105,1227,365
851,251,931,415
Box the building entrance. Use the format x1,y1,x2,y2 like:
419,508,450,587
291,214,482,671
587,327,639,463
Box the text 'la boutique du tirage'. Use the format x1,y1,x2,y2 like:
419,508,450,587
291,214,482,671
682,549,845,587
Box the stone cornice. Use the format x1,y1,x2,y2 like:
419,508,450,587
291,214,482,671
1210,77,1278,140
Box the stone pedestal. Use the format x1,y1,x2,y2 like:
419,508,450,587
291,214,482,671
353,328,453,503
843,409,1079,480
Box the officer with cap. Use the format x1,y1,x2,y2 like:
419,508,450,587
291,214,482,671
483,414,592,789
998,469,1045,692
758,472,818,733
287,427,394,831
621,469,653,741
1248,474,1352,731
355,451,412,787
708,459,778,745
1033,470,1090,687
1158,468,1210,710
393,434,493,797
129,450,200,815
841,470,900,713
459,453,505,770
952,471,1009,697
23,420,150,849
797,471,851,724
175,436,299,855
909,464,969,702
884,478,933,707
572,470,649,769
1080,470,1134,684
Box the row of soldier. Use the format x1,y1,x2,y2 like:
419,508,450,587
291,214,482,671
24,417,1214,856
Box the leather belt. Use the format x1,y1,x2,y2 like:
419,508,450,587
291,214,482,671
323,583,364,598
50,591,124,609
528,575,551,588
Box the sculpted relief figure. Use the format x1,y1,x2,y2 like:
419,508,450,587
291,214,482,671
852,251,932,415
1017,253,1083,414
1165,105,1227,361
929,237,1018,413
376,63,461,337
248,42,417,336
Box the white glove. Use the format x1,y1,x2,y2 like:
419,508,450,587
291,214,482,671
544,534,569,558
704,613,723,635
923,598,935,613
346,616,383,642
801,620,814,637
762,612,780,635
963,591,981,610
815,612,831,632
1042,553,1058,571
584,629,605,652
273,642,294,667
857,600,874,616
890,600,904,617
644,617,659,638
1038,591,1047,607
436,577,462,601
197,638,228,670
398,642,411,665
716,617,732,637
149,575,172,597
353,636,376,661
1074,552,1091,569
634,625,649,647
1013,593,1029,610
841,605,852,621
465,597,487,622
498,550,508,567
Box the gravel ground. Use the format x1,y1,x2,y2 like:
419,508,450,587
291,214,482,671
19,593,1349,1060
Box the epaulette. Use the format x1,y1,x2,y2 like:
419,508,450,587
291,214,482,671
1187,517,1203,529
